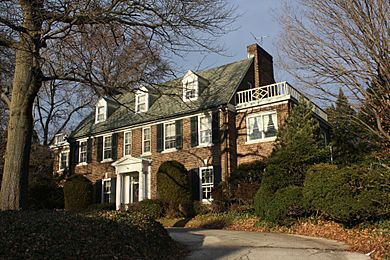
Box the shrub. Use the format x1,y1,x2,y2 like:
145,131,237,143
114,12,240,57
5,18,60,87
28,173,64,209
266,186,306,224
304,163,390,226
127,199,164,219
87,203,116,211
157,161,193,217
64,174,93,211
228,161,266,206
0,210,182,259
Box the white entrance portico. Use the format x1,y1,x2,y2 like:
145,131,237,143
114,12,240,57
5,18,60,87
111,156,152,210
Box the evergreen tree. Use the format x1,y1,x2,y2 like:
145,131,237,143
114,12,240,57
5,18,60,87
254,98,328,222
327,89,364,164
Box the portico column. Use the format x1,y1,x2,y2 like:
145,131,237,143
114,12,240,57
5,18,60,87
116,173,122,210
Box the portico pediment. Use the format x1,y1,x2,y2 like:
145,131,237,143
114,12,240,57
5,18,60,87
111,156,144,167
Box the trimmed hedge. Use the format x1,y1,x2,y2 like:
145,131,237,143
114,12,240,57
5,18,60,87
64,174,93,211
266,186,306,224
157,161,193,217
304,163,390,226
127,199,164,219
28,174,64,209
0,210,182,259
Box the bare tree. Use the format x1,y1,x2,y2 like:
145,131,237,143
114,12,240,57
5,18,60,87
277,0,389,148
0,0,236,210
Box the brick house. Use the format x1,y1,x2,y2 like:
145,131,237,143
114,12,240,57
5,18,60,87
50,44,330,209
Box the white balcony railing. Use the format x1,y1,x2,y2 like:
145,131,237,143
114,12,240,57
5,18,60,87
235,81,327,121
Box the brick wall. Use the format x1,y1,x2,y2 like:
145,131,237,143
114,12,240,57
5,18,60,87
235,102,290,165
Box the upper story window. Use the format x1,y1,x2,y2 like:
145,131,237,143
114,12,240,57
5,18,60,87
199,114,212,145
182,70,199,102
200,166,214,202
95,98,107,123
59,151,69,171
247,112,278,142
164,122,176,150
103,135,112,160
135,88,148,113
79,140,87,163
124,131,132,156
142,127,151,154
54,133,67,145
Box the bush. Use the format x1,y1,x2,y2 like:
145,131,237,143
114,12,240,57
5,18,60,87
28,173,64,209
0,210,182,259
64,174,93,211
228,161,265,206
157,161,193,217
127,199,164,219
304,163,390,226
266,186,306,224
87,202,116,211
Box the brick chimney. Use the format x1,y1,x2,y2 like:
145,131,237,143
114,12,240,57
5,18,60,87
247,44,275,88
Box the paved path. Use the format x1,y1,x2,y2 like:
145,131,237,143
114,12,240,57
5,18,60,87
167,228,369,260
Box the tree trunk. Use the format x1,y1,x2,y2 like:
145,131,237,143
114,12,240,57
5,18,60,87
0,1,43,210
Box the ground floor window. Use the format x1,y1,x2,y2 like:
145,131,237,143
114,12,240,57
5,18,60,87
59,151,69,171
200,166,214,201
102,178,111,203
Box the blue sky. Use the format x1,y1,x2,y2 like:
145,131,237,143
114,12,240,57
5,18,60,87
173,0,292,82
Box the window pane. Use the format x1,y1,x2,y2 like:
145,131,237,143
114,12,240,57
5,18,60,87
104,136,112,159
248,116,262,140
199,116,212,144
201,168,214,200
143,128,151,153
80,141,87,162
124,132,131,155
165,123,176,149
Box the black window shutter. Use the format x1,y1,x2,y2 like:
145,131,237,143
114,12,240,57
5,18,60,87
212,111,220,144
95,179,102,203
213,165,222,187
190,116,199,147
73,141,79,165
70,140,79,174
96,136,103,162
87,138,92,163
175,119,183,149
189,169,200,201
110,177,117,203
112,133,118,160
157,123,164,152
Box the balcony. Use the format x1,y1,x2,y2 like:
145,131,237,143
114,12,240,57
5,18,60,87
235,81,327,121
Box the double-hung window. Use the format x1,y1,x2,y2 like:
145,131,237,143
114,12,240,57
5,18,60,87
124,131,132,156
199,114,212,145
97,106,105,122
79,140,87,163
142,127,151,154
102,178,111,203
59,151,69,171
200,167,214,201
183,80,197,101
103,136,112,160
136,93,147,112
164,122,176,149
247,112,278,142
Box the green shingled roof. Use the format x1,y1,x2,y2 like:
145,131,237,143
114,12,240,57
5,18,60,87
71,58,253,138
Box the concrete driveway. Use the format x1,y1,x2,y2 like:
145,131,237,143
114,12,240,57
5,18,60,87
167,228,369,260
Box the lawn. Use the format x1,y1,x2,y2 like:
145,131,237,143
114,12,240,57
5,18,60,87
0,210,185,259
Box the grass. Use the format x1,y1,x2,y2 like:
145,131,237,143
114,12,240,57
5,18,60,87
158,212,389,260
0,210,185,259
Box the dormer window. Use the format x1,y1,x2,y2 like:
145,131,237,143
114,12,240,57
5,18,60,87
95,98,108,123
184,80,197,100
182,70,199,102
97,106,105,121
135,87,149,113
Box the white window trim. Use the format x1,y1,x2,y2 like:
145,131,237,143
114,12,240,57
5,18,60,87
245,111,278,144
142,127,151,156
163,121,177,152
123,130,132,157
77,138,88,166
101,178,111,203
198,113,213,146
58,150,69,172
135,89,148,113
102,134,113,163
183,79,198,102
199,166,214,203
